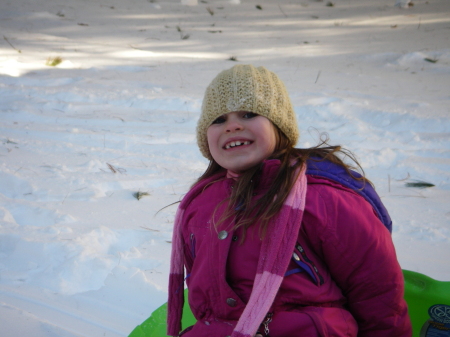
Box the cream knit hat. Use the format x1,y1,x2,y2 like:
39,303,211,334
197,64,299,159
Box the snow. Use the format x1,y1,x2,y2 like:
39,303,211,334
0,0,449,336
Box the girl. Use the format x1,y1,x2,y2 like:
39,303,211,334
168,65,412,337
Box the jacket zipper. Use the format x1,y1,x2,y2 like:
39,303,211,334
190,233,196,258
256,312,273,337
263,312,273,336
295,243,324,285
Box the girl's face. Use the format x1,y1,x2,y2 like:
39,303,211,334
206,111,277,174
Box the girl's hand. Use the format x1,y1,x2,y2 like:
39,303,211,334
255,334,263,337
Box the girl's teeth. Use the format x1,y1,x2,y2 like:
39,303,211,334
225,141,250,149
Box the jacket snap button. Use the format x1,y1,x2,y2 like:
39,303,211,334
218,230,228,240
232,235,238,241
226,298,237,307
293,252,300,261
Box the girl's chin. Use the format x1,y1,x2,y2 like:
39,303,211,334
221,161,260,173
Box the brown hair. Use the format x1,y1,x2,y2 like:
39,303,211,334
195,128,369,239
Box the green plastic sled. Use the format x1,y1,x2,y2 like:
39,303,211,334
403,270,450,337
128,289,195,337
129,270,450,337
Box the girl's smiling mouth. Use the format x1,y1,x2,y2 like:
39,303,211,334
224,140,252,149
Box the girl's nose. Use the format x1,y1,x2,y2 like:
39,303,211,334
226,124,241,133
225,116,243,133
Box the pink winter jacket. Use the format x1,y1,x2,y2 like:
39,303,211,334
180,160,412,337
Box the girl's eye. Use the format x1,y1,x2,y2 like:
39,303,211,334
211,116,226,124
243,112,258,119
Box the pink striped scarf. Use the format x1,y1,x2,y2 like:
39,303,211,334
167,167,307,337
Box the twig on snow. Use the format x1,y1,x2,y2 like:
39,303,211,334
176,26,190,40
140,226,160,232
395,173,410,181
278,4,288,17
424,58,438,64
405,181,435,189
3,36,21,53
315,70,322,84
107,163,126,174
134,191,151,200
155,200,181,216
62,192,70,204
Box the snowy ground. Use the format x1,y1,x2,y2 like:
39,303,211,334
0,0,449,336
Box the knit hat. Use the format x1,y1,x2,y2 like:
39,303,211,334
197,64,299,159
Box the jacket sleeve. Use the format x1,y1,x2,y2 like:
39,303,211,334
304,181,412,337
